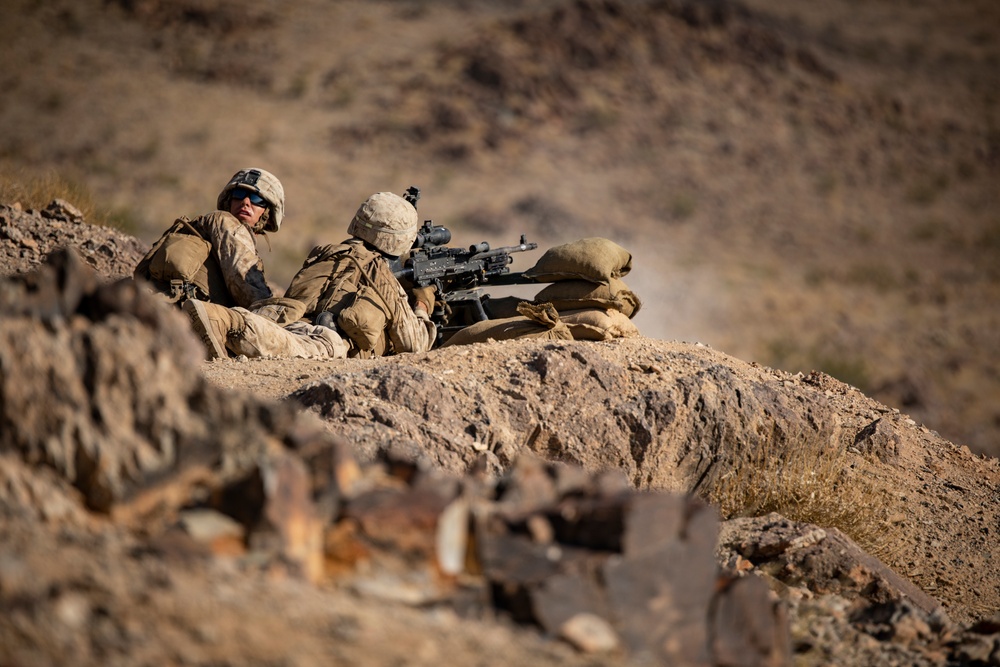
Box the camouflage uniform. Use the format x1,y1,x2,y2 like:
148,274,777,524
134,168,284,308
222,307,350,359
341,238,436,355
293,238,436,356
183,192,436,361
185,211,271,307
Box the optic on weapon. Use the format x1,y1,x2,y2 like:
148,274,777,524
413,222,451,248
389,187,540,342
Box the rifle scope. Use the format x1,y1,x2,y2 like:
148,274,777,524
413,224,451,248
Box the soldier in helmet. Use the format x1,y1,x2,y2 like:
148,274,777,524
181,191,437,360
134,167,284,308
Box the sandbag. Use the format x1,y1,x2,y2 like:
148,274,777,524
533,277,642,318
484,295,530,320
557,307,642,341
524,237,632,284
443,303,571,347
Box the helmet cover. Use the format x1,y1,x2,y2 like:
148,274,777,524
347,192,419,256
217,167,285,233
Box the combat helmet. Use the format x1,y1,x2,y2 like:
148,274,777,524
347,192,419,257
217,167,285,233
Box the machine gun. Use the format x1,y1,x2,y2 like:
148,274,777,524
392,187,538,339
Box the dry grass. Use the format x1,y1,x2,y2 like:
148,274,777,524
0,165,135,231
0,166,91,213
704,436,903,565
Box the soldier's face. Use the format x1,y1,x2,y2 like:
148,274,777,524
229,189,266,228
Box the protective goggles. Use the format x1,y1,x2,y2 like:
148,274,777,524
230,187,267,206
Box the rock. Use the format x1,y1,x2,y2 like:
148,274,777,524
0,202,147,280
436,497,471,576
602,498,719,665
852,418,900,462
710,575,792,667
177,508,245,553
719,514,942,618
41,198,84,223
559,613,620,653
3,222,1000,666
257,448,325,583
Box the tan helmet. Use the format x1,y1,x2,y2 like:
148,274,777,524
347,192,419,257
217,167,285,233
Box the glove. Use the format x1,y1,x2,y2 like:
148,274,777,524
314,310,336,330
411,285,436,315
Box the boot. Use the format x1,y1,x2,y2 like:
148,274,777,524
182,299,246,359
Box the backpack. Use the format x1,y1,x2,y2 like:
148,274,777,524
134,217,231,305
281,242,392,357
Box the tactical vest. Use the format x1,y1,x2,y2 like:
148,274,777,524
282,241,393,357
133,217,234,306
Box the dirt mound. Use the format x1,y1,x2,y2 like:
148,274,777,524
2,249,786,666
2,248,998,665
244,333,998,626
0,201,148,280
2,223,1000,664
3,0,999,460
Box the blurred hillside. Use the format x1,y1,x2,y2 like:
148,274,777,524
1,0,997,455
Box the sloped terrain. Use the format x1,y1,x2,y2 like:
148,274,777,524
3,204,1000,665
2,0,1000,663
202,321,1000,625
1,0,998,457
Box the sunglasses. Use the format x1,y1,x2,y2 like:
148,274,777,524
231,187,267,207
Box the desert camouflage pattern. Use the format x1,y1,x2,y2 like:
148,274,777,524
277,238,436,357
216,167,285,233
187,211,272,308
346,192,418,257
315,240,435,355
226,309,349,359
370,247,437,355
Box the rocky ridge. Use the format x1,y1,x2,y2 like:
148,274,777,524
1,205,1000,665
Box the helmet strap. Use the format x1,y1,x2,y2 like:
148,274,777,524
251,207,272,234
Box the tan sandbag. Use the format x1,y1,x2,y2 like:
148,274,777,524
533,277,642,318
337,285,389,352
558,307,641,341
443,302,571,347
524,237,632,284
484,295,530,320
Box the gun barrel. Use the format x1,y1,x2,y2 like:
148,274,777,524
484,271,533,286
469,241,538,261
